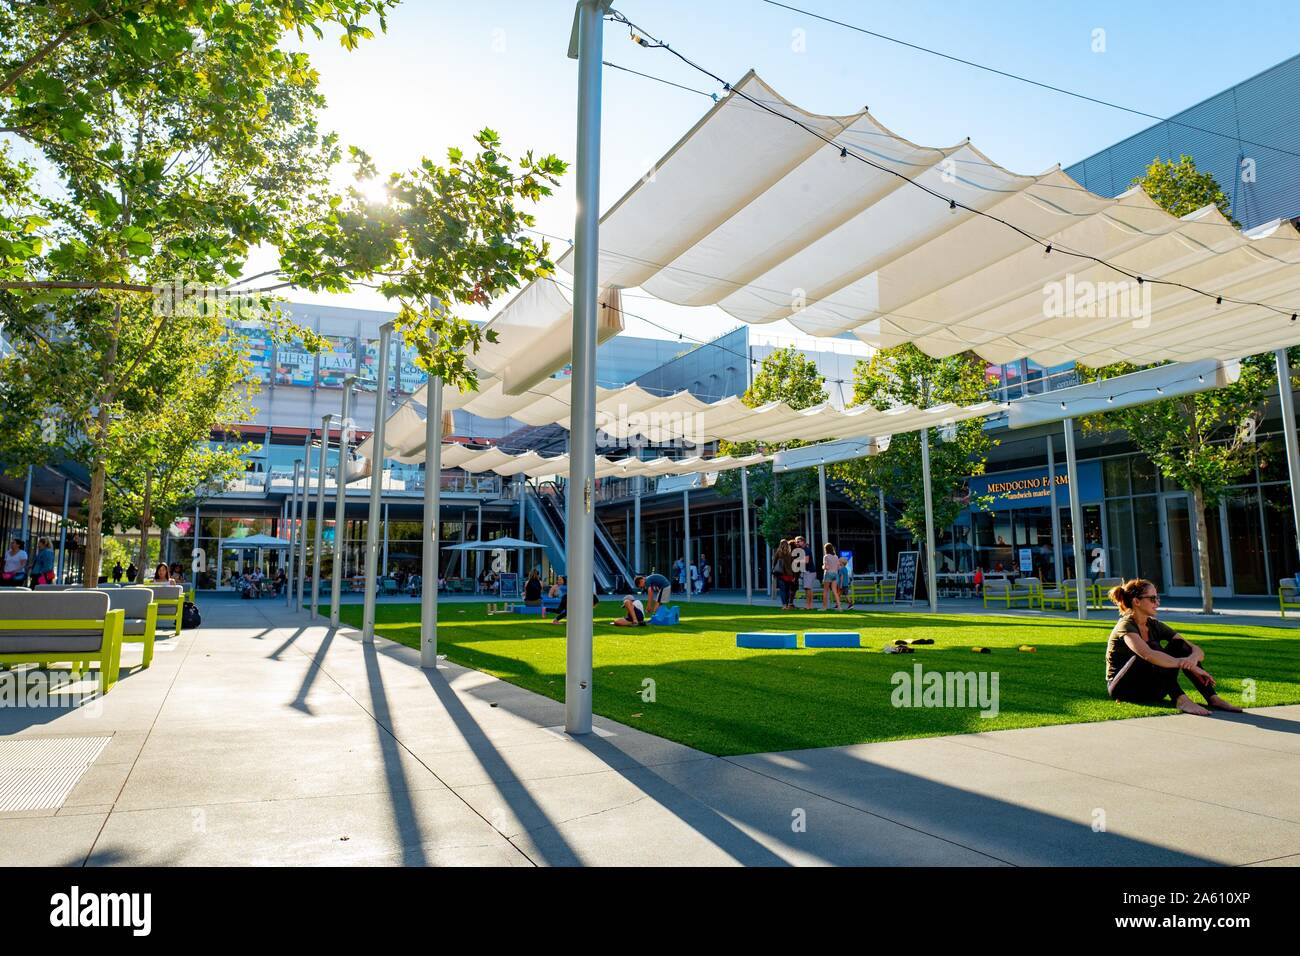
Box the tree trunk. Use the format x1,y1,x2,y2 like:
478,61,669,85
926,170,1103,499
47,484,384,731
136,474,152,583
1191,484,1215,614
83,304,121,586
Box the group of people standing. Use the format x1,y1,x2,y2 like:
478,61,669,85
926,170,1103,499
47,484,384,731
0,537,56,587
671,555,711,595
770,535,851,611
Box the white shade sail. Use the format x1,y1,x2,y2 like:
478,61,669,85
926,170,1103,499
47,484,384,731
553,71,1300,368
364,376,1003,462
436,445,768,480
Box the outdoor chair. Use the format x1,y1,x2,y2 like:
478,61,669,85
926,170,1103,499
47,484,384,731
103,587,158,669
132,584,184,635
851,575,880,604
1092,577,1123,610
1010,577,1042,609
382,578,399,596
982,578,1015,609
0,590,125,696
1041,578,1082,611
1280,579,1300,618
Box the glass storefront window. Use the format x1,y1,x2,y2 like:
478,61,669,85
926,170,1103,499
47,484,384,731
1227,491,1268,594
1263,484,1298,583
1104,498,1133,580
1130,456,1159,494
1102,458,1130,497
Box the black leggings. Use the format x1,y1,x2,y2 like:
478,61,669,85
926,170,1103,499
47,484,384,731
1108,637,1216,705
552,592,599,622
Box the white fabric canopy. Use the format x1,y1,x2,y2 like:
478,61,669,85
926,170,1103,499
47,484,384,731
552,71,1300,368
363,376,1002,462
436,444,768,480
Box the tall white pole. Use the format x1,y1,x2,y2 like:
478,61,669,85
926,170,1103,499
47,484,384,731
57,478,71,584
20,465,32,549
311,414,331,619
1047,433,1063,583
296,430,312,611
362,322,395,642
1274,350,1300,568
879,487,887,574
682,487,692,602
330,377,354,627
421,364,443,669
740,466,752,604
920,427,938,613
286,460,300,606
633,477,642,571
516,474,526,579
818,463,830,554
1063,417,1088,620
563,0,609,736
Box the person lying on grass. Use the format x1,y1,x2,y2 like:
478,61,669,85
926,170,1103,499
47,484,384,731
1105,578,1242,716
611,595,647,627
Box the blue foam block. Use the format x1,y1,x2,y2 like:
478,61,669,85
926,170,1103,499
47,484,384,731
514,605,545,615
803,631,861,648
736,632,797,649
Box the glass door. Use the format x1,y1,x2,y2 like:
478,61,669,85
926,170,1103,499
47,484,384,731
1161,494,1229,597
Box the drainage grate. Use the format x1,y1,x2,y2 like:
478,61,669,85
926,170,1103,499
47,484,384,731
0,736,111,811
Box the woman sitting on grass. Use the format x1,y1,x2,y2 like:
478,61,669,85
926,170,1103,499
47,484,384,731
1105,578,1242,716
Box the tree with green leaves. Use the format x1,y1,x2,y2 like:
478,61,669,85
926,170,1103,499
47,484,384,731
717,347,827,554
0,1,566,580
833,344,995,548
1078,155,1280,613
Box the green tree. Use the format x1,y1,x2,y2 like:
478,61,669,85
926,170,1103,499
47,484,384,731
1078,155,1277,613
0,2,565,579
717,347,827,555
833,344,995,546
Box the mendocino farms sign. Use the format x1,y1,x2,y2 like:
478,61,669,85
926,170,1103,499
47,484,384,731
985,473,1069,502
967,461,1102,511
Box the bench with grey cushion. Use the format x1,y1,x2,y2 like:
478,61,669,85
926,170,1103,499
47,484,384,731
105,587,158,668
0,590,125,695
132,584,183,635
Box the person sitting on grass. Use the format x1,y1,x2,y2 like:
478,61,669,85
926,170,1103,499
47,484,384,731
550,587,599,623
1105,578,1242,716
523,569,543,606
634,572,671,616
611,595,647,627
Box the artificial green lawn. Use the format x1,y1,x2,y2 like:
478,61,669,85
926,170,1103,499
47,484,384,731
336,601,1300,756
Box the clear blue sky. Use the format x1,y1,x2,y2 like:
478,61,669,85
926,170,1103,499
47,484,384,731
273,0,1300,339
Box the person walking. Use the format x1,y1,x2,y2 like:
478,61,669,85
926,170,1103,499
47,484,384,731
111,561,124,583
821,542,842,610
126,562,138,584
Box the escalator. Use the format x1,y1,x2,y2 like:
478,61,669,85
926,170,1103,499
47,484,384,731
531,482,634,593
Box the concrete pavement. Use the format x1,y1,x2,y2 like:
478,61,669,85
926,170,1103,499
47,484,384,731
2,597,1299,866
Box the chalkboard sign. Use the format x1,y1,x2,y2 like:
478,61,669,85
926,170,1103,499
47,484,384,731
893,551,920,605
498,572,519,599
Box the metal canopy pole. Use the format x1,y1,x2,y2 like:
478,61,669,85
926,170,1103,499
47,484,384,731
818,463,830,554
330,377,354,627
563,0,609,736
1063,417,1088,620
286,461,301,605
1047,433,1063,583
20,466,32,548
296,430,312,611
421,357,443,669
362,322,395,642
682,487,692,601
633,477,642,571
1275,350,1300,568
919,428,938,613
516,474,526,578
311,415,331,619
740,466,753,604
878,487,887,574
56,478,71,584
